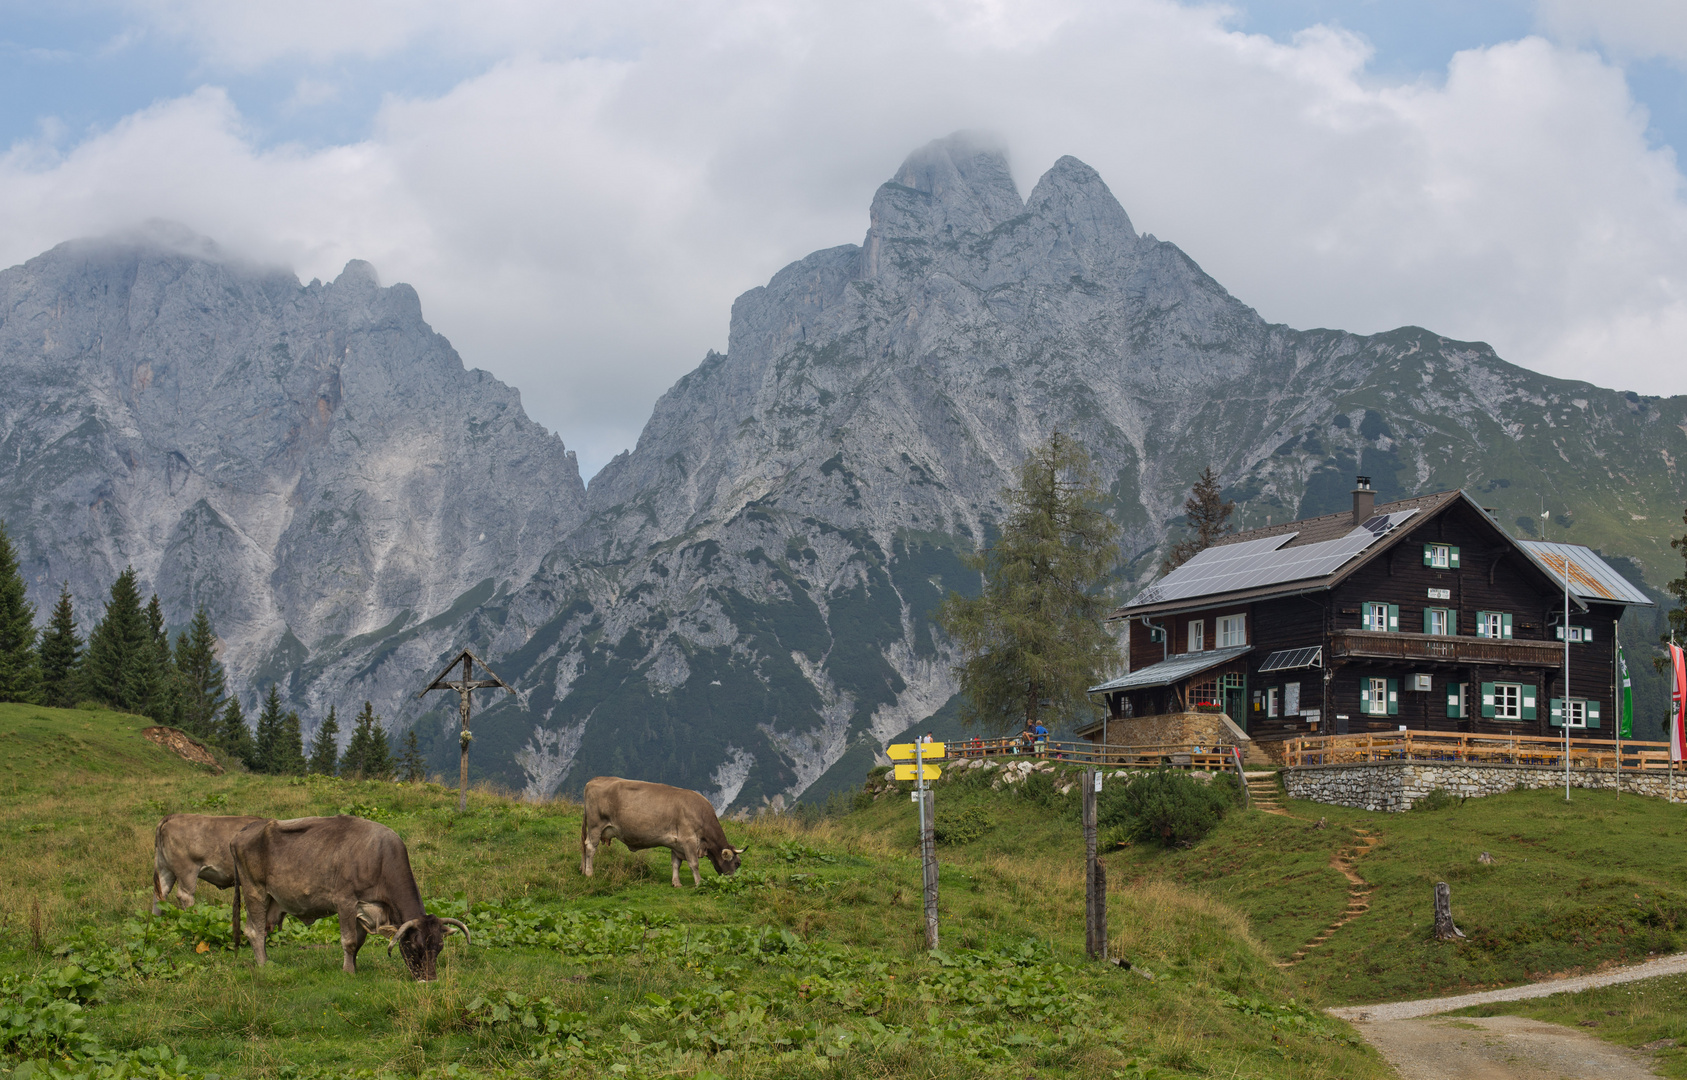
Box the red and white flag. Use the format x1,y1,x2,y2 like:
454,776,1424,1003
1672,643,1687,763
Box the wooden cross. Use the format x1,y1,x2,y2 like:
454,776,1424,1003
418,649,514,811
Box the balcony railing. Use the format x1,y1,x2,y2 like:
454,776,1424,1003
1329,629,1566,667
1285,731,1673,771
945,738,1239,771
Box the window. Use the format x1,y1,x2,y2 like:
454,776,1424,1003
1555,626,1594,643
1267,688,1279,718
1218,614,1246,647
1550,698,1603,729
1187,620,1204,652
1362,602,1399,632
1360,676,1398,716
1284,682,1300,715
1189,678,1217,708
1423,607,1453,636
1476,611,1512,639
1493,683,1520,719
1423,544,1461,569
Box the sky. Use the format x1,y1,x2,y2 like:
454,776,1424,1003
3,1,1686,481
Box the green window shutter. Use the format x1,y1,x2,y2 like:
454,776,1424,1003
1359,681,1370,712
1586,700,1602,729
1423,545,1434,566
1501,613,1513,639
1548,698,1562,727
1446,686,1460,717
1555,625,1565,641
1475,611,1489,638
1449,546,1460,569
1582,626,1592,643
1522,685,1537,721
1388,604,1400,632
1387,678,1400,715
1423,609,1435,634
1481,682,1496,718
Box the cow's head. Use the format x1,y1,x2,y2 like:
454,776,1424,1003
708,843,747,877
387,915,470,981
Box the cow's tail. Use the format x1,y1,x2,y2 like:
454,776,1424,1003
230,861,241,952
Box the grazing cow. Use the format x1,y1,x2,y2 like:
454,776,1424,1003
230,815,468,980
580,776,747,888
153,814,268,914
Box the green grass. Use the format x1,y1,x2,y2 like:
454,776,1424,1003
1110,773,1687,1007
0,706,1389,1079
1450,972,1687,1077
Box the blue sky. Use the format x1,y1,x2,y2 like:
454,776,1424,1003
3,1,1686,476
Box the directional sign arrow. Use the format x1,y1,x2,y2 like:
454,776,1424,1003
894,762,942,782
887,742,945,761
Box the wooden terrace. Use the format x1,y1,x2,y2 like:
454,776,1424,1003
1283,731,1679,772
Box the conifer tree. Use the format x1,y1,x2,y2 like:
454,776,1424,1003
399,729,426,783
174,607,226,739
217,695,256,769
0,521,40,703
254,684,286,774
939,433,1120,732
308,706,341,776
275,711,308,776
140,594,177,725
340,702,392,779
38,584,82,709
85,568,150,712
1162,467,1235,573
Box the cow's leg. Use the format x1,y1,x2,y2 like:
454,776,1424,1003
175,863,200,907
338,908,367,975
688,851,703,888
671,849,683,888
152,862,173,915
239,886,270,965
582,827,598,877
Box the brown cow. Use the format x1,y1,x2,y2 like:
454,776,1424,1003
152,814,268,914
580,777,747,888
231,815,468,980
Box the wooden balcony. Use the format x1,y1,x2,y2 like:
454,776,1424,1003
1328,629,1566,668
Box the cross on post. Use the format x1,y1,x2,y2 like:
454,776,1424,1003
418,649,514,812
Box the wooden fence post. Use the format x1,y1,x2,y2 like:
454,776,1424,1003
1084,768,1103,960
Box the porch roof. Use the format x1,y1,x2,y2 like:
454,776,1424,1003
1087,644,1253,693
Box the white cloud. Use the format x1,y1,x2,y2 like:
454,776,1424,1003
7,1,1687,478
1536,0,1687,64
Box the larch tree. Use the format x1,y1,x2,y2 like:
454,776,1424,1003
174,607,227,739
308,706,341,776
938,433,1121,733
275,711,308,776
340,702,393,779
399,729,426,783
0,521,39,703
254,684,286,774
38,584,82,709
217,695,256,769
1162,467,1235,573
141,593,179,726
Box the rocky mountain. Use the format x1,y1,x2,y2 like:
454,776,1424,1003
0,224,586,704
7,138,1685,809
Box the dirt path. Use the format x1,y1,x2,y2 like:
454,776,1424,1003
1278,826,1379,967
1328,951,1687,1021
1354,1015,1659,1079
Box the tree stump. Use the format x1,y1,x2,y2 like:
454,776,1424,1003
1433,881,1466,940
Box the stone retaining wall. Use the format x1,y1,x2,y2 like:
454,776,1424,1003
1285,761,1687,812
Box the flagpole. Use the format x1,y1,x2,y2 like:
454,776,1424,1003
1564,552,1571,802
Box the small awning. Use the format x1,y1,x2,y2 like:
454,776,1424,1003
1258,646,1323,673
1088,645,1252,693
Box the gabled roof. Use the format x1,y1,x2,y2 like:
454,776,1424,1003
1518,541,1653,607
1087,644,1252,693
1110,488,1647,620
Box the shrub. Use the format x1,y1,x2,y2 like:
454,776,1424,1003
1113,769,1235,848
1413,788,1458,812
934,807,995,846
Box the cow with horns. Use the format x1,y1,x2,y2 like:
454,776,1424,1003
231,815,468,980
580,776,747,888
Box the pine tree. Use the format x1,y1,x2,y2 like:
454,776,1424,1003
938,433,1120,732
217,695,256,770
308,706,341,776
140,594,177,726
37,584,82,709
399,730,426,783
174,607,227,739
1163,467,1235,573
275,711,308,776
254,685,286,774
340,702,393,779
84,568,150,712
0,521,40,704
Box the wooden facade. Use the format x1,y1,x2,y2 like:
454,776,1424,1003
1092,484,1649,743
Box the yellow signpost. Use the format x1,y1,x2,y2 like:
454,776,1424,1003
893,762,942,783
887,741,945,761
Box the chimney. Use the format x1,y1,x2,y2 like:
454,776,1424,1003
1352,476,1374,525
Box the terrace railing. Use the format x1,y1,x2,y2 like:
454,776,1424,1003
948,738,1239,771
1283,731,1676,772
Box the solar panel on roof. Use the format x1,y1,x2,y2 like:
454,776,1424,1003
1125,509,1419,607
1258,646,1323,673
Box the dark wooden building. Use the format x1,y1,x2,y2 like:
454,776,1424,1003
1088,479,1653,743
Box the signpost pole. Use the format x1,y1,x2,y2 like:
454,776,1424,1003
917,740,939,950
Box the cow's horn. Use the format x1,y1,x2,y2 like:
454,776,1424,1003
441,918,471,944
733,844,748,854
387,918,422,956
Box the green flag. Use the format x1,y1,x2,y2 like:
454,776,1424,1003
1619,645,1634,739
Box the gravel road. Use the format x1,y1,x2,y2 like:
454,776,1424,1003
1327,952,1687,1022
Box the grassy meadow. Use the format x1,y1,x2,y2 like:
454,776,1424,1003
0,705,1387,1080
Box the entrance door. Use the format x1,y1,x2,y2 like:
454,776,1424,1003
1220,673,1247,732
